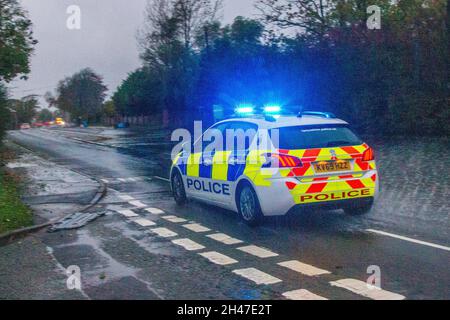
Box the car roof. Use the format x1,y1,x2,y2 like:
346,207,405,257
216,115,348,129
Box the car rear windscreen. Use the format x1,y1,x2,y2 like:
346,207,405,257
271,125,363,149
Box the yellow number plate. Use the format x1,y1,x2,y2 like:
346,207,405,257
313,160,350,173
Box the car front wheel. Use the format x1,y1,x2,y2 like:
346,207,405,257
171,170,187,206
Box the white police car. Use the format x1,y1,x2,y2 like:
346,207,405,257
170,111,379,225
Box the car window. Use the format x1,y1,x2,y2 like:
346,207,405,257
271,124,362,149
200,122,230,153
225,121,258,151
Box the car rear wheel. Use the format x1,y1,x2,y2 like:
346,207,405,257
171,170,187,206
237,184,263,226
343,199,373,215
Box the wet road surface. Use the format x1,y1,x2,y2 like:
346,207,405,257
4,128,450,299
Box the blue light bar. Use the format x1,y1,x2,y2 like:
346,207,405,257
235,104,254,114
264,105,281,113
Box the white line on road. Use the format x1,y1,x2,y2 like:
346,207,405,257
117,195,135,201
282,289,328,300
206,233,243,245
101,179,109,183
154,176,170,182
277,260,331,277
183,223,211,233
199,251,238,265
117,209,139,218
330,279,405,300
132,218,156,227
172,238,205,251
232,268,282,285
118,178,127,182
150,227,178,238
145,207,165,215
128,200,147,208
237,245,279,258
366,229,450,252
162,215,187,223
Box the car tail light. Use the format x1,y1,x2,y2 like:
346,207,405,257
262,153,303,168
362,147,375,161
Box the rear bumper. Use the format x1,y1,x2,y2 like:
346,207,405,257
286,197,374,215
253,170,378,216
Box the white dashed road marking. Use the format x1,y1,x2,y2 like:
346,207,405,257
117,209,139,218
150,227,178,238
199,251,238,266
145,207,165,215
278,260,331,276
162,215,187,223
282,289,328,300
366,229,450,252
132,218,156,227
183,223,211,233
232,268,282,285
206,233,243,245
101,179,109,183
330,279,405,300
237,245,279,258
154,176,170,182
172,238,205,251
129,200,147,208
118,195,134,201
118,178,127,182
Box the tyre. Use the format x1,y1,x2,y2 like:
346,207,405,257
237,183,263,226
171,170,187,206
343,199,374,215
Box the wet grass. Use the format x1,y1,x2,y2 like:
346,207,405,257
0,147,33,234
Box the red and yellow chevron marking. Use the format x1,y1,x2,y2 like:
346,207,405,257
286,174,376,204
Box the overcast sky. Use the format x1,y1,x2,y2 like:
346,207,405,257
10,0,256,106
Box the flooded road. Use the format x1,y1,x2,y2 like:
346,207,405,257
4,128,449,299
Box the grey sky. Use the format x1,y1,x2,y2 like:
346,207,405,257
10,0,256,106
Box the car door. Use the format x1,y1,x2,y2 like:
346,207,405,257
224,121,259,185
185,122,230,203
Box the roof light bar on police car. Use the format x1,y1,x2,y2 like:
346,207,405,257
263,105,281,113
235,104,254,114
298,111,337,118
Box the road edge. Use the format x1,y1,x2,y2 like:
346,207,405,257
0,140,108,246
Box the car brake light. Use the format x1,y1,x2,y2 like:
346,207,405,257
262,153,303,168
362,147,375,161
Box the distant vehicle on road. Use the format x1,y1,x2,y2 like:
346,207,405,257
170,110,379,225
55,117,66,126
32,122,44,128
20,123,31,130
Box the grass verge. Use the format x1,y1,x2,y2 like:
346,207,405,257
0,147,33,234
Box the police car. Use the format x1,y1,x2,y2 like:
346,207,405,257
170,110,379,225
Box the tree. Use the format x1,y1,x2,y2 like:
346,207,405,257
0,83,11,139
102,100,116,118
55,68,107,121
9,95,39,124
0,0,37,82
37,108,53,122
256,0,337,40
113,67,164,116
